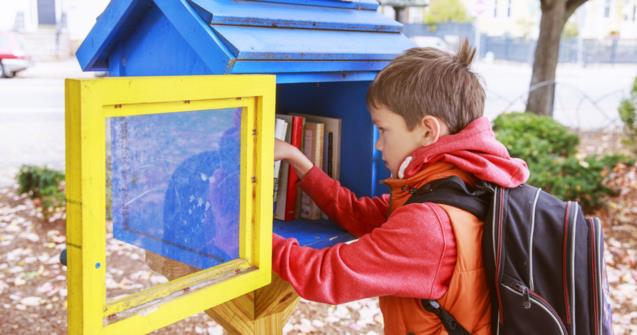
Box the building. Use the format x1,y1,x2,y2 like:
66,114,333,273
380,0,637,39
0,0,109,60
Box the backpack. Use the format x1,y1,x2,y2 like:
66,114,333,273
405,176,614,335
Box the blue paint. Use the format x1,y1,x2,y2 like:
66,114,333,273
230,60,388,74
77,0,412,78
109,5,210,77
273,219,354,248
190,0,399,32
110,108,242,269
95,262,101,269
212,25,411,61
277,81,390,197
255,0,379,11
154,0,234,73
274,72,378,84
371,126,391,194
76,0,153,71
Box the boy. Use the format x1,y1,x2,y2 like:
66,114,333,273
272,40,529,334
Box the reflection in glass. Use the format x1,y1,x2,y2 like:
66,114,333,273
110,108,241,269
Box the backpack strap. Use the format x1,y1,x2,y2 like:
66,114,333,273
404,176,491,219
421,300,471,335
407,176,493,335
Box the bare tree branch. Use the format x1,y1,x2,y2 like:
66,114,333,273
540,0,558,11
565,0,588,20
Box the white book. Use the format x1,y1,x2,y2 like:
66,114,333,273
273,118,288,210
274,115,293,220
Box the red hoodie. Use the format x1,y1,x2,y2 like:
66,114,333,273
272,116,529,305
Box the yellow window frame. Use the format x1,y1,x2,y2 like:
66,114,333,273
65,75,275,334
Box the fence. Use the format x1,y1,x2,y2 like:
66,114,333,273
403,23,637,65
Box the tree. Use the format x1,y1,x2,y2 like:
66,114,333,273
378,0,428,23
424,0,471,26
526,0,587,116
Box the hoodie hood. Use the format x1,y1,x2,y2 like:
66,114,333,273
397,116,529,188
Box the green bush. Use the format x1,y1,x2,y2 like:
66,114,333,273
618,76,637,155
424,0,471,26
493,113,630,212
493,112,579,160
16,165,65,220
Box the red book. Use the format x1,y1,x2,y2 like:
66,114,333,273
284,115,305,220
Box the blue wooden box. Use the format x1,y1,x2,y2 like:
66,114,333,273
78,0,413,258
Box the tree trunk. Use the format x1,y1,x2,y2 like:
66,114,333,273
526,2,566,116
394,6,410,23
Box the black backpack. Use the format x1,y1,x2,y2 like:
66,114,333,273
405,176,613,335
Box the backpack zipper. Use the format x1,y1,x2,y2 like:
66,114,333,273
491,187,502,335
590,217,604,335
529,188,542,291
517,283,532,309
562,202,572,326
494,188,505,324
502,284,568,335
570,204,579,335
588,218,599,335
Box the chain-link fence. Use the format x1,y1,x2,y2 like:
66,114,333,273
404,23,637,65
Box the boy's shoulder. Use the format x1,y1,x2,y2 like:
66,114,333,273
387,201,452,228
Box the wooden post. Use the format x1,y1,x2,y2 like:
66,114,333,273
146,251,299,334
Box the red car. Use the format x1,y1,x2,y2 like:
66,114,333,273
0,32,31,78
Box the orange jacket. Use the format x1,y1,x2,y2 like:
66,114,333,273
380,163,491,334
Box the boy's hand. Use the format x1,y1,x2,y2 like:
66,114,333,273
274,138,313,178
274,139,295,161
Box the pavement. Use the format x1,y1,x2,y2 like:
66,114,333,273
476,61,637,130
0,59,94,186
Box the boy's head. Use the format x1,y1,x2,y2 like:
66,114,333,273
367,39,484,176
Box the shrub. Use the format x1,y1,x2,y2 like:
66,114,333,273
493,113,630,212
16,165,65,221
493,112,579,160
618,76,637,155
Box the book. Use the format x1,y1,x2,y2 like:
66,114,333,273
273,118,288,211
300,122,325,220
273,114,305,221
296,114,342,181
274,117,291,220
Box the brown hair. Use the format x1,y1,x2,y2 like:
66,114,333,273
367,39,485,134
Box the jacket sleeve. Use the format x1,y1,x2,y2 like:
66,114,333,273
272,202,457,305
298,166,390,237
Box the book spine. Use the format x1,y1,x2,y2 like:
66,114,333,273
326,132,333,178
300,125,315,219
273,119,288,211
284,116,304,221
309,124,324,219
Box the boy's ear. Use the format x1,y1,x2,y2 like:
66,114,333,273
420,116,448,146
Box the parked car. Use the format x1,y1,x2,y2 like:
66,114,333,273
0,32,31,78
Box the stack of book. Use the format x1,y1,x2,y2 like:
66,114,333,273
273,113,342,221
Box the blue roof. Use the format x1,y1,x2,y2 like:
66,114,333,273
77,0,413,81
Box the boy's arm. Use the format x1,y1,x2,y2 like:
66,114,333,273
275,139,389,236
272,202,457,305
299,167,389,237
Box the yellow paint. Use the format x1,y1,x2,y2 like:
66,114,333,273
104,259,253,317
65,75,275,334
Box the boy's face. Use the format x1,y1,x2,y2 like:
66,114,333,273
370,105,428,177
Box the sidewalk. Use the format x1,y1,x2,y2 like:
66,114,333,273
18,58,96,79
0,58,91,187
